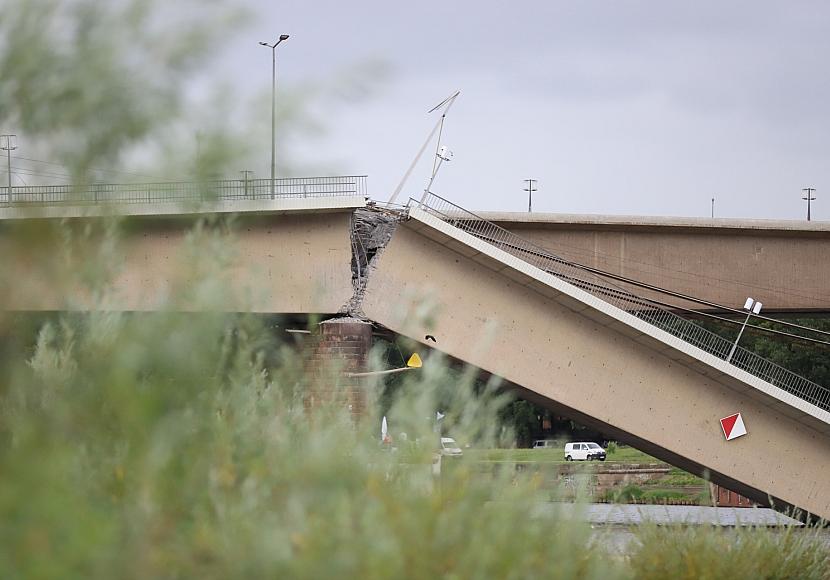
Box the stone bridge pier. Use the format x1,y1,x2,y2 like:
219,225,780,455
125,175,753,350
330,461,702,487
303,317,374,421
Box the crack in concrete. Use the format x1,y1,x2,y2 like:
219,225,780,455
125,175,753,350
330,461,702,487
341,205,405,318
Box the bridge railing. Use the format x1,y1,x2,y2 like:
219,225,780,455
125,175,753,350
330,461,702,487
411,192,830,413
3,176,368,205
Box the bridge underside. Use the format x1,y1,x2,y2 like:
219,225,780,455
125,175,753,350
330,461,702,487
360,218,830,520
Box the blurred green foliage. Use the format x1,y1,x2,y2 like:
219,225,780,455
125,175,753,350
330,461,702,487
1,300,618,578
0,0,244,181
0,1,828,578
629,525,830,580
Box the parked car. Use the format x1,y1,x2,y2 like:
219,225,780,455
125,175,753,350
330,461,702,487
440,437,463,457
532,439,557,449
564,442,606,461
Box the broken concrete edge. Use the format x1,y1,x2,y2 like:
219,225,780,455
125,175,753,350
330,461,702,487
339,205,407,320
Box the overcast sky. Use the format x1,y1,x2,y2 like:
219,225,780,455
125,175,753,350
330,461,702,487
220,0,827,220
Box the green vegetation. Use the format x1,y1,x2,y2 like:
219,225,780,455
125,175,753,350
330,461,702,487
604,485,708,506
606,445,660,463
640,489,689,502
0,1,828,577
605,484,645,503
658,468,707,487
467,445,658,464
628,525,830,580
701,317,830,388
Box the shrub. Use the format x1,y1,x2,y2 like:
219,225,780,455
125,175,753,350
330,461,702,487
628,524,830,580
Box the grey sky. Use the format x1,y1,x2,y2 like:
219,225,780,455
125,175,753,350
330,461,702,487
223,0,827,219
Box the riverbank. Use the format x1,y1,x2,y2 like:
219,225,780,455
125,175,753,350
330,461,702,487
466,449,712,505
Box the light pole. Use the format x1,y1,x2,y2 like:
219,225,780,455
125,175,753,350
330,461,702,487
802,187,816,221
421,145,453,204
726,297,762,363
259,34,289,199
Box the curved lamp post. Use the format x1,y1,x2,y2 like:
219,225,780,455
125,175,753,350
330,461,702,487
726,297,762,363
259,34,290,199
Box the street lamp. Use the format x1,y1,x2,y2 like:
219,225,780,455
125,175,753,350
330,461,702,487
726,297,762,363
420,144,453,204
259,34,290,199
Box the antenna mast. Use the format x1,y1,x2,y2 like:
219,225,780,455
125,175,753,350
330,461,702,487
388,90,460,205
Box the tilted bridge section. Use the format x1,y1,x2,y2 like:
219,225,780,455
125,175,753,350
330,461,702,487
359,193,830,520
408,193,830,415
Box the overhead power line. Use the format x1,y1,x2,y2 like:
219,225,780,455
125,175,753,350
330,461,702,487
573,262,830,340
505,223,829,307
6,166,73,181
472,230,830,344
11,155,178,181
633,293,830,348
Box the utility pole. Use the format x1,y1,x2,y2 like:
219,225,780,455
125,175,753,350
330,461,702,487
195,130,203,174
1,134,16,206
240,170,253,198
711,197,715,219
523,178,537,213
802,187,816,221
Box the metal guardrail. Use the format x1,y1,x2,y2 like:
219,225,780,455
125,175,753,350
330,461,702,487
2,176,368,205
411,192,830,414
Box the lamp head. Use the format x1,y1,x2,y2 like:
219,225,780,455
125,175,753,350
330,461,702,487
437,145,453,161
258,41,269,46
279,34,290,41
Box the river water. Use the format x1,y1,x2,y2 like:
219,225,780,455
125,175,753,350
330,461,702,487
540,503,803,526
531,503,830,552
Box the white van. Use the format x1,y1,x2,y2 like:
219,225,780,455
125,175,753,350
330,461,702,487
564,442,606,461
532,439,556,449
440,437,463,457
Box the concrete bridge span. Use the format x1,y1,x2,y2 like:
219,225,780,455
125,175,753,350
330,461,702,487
1,196,362,314
2,194,829,519
478,213,830,314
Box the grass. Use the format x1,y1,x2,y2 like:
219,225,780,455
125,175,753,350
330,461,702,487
466,445,659,464
471,447,714,506
604,486,709,505
655,468,707,487
628,525,830,579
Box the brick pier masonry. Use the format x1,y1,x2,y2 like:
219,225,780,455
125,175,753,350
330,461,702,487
304,317,373,420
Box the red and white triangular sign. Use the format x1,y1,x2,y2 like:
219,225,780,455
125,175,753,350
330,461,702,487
720,412,747,441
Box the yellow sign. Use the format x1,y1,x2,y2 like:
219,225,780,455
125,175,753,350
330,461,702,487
406,353,423,368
